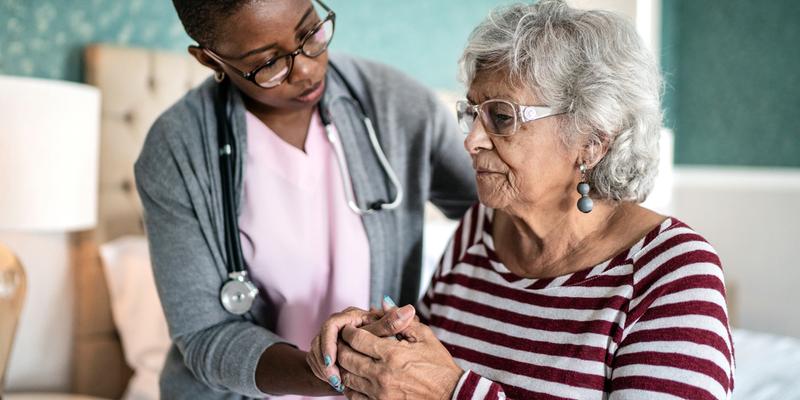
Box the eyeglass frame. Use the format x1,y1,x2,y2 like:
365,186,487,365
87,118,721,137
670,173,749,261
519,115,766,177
201,0,335,89
456,99,564,137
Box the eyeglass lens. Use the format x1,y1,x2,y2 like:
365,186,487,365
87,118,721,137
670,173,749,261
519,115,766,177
254,18,334,87
457,100,517,136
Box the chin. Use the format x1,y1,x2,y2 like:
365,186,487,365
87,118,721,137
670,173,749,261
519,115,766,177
477,186,511,210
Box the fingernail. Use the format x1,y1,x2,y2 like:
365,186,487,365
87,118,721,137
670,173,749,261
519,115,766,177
397,305,414,319
328,375,341,387
383,295,397,307
335,382,345,393
324,355,332,367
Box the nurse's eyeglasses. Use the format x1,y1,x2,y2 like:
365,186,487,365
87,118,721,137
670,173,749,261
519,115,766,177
456,99,563,137
203,0,335,89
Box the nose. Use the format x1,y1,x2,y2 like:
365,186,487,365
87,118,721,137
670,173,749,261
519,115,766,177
464,118,494,155
289,53,316,84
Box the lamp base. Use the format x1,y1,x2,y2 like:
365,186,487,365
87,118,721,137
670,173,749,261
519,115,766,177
0,243,27,395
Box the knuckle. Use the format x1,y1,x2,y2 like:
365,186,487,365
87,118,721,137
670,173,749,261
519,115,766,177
383,318,395,332
376,371,391,387
349,334,363,349
342,372,357,390
329,310,347,321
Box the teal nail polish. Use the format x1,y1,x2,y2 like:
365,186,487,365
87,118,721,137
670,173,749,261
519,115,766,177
383,295,397,307
324,355,332,367
328,375,341,387
335,382,345,393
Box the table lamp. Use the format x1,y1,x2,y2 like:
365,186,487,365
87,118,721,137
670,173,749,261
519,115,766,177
0,75,100,394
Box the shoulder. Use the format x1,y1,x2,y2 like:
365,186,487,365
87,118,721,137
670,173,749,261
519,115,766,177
628,218,726,315
135,78,215,179
329,53,431,94
632,218,722,284
328,52,445,114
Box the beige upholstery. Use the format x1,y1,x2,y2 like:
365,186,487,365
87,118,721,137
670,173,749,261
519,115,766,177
85,44,210,242
73,44,209,398
6,395,107,400
0,243,26,396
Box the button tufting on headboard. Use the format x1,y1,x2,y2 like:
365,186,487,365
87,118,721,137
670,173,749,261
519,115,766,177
84,44,210,243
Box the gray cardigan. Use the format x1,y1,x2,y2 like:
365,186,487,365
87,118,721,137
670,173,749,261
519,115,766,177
134,53,477,399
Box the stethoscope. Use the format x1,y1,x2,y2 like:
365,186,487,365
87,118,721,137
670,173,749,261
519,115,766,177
215,63,403,315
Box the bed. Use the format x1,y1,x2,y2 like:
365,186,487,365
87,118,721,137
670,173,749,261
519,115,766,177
73,44,800,400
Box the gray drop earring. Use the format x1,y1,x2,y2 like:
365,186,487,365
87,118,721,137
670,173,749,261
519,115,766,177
577,163,593,213
214,71,226,82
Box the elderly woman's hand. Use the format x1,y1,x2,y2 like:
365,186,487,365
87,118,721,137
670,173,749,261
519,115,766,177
306,300,417,392
337,320,464,400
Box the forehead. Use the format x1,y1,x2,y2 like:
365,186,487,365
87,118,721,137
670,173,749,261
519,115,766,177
214,0,315,56
467,68,540,105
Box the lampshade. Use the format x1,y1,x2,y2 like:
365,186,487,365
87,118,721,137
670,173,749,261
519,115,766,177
0,76,100,232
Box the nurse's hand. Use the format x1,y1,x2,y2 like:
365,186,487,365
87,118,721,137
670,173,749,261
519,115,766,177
337,321,463,400
306,298,416,392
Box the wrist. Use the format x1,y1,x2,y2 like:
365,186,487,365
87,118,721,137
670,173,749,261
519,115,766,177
256,343,339,396
441,365,465,400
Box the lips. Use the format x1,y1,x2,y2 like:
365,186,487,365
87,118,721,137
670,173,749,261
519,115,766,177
474,163,503,174
476,170,503,177
472,156,506,175
295,80,325,103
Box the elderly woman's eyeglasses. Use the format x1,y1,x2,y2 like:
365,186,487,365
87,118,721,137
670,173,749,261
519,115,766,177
203,0,335,89
456,99,562,137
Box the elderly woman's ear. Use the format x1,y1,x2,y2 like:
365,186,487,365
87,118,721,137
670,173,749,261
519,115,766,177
577,130,612,169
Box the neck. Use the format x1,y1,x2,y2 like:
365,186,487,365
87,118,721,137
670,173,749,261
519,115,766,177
243,97,315,151
494,195,619,278
244,97,315,129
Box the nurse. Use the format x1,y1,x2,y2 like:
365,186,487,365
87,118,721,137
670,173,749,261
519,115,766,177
133,0,476,399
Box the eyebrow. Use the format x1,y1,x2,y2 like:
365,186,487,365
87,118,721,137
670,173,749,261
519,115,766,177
233,43,278,60
467,91,504,104
232,6,315,60
294,6,314,31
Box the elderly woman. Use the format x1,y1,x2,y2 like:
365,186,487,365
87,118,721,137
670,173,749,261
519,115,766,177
306,1,735,399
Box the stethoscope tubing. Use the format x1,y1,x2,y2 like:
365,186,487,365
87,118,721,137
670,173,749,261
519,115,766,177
215,61,404,314
323,96,403,215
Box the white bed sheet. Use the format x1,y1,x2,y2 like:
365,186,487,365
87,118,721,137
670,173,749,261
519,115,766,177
732,329,800,399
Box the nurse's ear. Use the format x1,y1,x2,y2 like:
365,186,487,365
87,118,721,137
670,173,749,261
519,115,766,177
188,45,224,75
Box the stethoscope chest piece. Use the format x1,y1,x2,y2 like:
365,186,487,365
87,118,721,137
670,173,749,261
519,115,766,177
220,271,258,315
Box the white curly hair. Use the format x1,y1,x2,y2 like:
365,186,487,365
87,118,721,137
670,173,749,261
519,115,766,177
460,0,663,202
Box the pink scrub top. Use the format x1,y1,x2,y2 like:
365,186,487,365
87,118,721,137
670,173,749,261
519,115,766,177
238,109,370,399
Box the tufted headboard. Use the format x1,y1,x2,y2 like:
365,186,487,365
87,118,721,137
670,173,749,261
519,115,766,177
74,44,209,398
85,44,211,242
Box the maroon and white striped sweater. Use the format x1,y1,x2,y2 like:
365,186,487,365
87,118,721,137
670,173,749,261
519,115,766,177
418,204,734,400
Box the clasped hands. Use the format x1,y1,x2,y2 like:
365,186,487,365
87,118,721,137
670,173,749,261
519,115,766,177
305,298,463,400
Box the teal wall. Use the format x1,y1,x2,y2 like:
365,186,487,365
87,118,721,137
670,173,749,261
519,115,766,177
0,0,190,82
3,0,798,166
661,0,800,167
328,0,514,91
0,0,511,90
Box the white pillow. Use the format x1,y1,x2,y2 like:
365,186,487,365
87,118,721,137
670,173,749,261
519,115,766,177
100,236,170,400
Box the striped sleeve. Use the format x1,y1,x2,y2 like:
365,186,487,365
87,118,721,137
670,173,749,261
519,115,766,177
609,224,734,399
452,370,507,400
